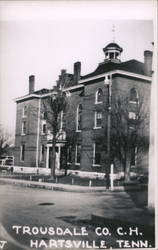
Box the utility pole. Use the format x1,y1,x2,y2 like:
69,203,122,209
104,75,112,189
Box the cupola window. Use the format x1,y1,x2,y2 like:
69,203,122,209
109,52,114,59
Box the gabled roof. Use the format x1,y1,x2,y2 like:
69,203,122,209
81,60,148,80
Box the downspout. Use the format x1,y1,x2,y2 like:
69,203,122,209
104,74,112,189
36,98,41,169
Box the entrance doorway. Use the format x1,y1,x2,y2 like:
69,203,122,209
47,145,67,170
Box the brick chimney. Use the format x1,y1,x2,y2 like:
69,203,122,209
73,61,81,84
59,69,66,89
29,75,35,94
144,50,153,76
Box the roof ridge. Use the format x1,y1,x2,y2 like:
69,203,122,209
121,59,144,64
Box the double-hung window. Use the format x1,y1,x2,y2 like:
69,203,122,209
41,120,46,134
129,112,136,120
22,106,27,117
20,144,25,161
93,143,101,166
75,144,81,165
67,145,72,164
40,145,45,162
21,121,26,135
94,111,102,129
76,104,82,132
129,88,139,104
131,147,137,166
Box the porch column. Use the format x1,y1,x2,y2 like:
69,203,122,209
46,146,49,169
58,145,61,170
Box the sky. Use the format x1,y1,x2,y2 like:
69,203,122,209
0,1,156,136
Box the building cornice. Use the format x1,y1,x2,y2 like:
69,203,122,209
63,84,84,92
14,92,54,102
15,70,151,102
79,70,152,84
15,85,85,102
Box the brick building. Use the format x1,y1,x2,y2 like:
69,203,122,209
14,42,152,175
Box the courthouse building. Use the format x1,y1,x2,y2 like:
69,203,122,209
14,42,152,175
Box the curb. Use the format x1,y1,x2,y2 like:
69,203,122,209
0,178,105,193
0,177,143,193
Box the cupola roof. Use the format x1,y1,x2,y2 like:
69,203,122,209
103,42,123,52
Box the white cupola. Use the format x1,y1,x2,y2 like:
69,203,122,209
103,43,123,63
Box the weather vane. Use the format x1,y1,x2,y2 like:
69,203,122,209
112,24,115,42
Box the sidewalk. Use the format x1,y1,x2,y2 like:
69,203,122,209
0,177,141,192
91,193,154,227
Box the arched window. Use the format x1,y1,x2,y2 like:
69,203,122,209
95,89,103,104
76,104,82,131
129,88,139,103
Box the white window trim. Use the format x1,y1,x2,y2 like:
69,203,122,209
75,144,81,165
92,143,101,167
76,105,82,132
41,120,46,135
129,101,139,104
40,145,42,162
21,121,26,136
40,145,44,162
22,106,27,118
20,145,25,162
104,75,111,85
131,147,138,167
129,88,139,104
94,111,102,129
95,89,103,104
67,145,72,164
60,110,63,131
129,112,137,120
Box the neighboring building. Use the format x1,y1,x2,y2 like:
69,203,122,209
14,42,152,175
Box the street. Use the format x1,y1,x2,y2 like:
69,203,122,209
0,183,109,250
0,183,154,250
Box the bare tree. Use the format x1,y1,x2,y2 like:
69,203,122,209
0,125,11,158
43,88,68,179
109,95,149,181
